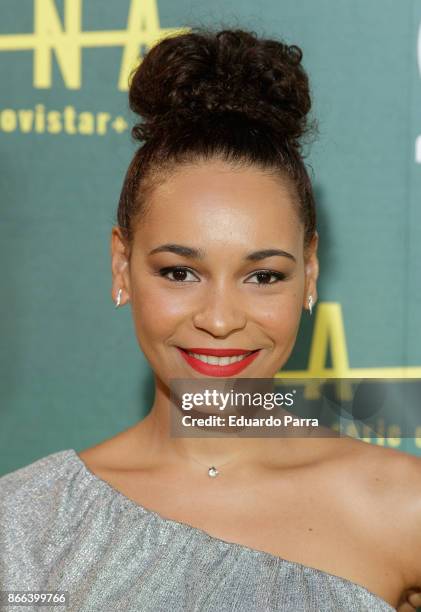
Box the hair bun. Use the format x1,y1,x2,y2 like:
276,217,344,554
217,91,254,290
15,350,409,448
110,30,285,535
129,29,313,148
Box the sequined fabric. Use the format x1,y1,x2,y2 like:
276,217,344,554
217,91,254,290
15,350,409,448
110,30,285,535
0,450,396,611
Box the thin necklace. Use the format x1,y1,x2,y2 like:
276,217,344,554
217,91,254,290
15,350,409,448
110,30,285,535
175,448,246,478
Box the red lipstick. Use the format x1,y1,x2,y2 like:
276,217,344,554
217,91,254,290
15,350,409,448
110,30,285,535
177,347,260,376
183,348,251,356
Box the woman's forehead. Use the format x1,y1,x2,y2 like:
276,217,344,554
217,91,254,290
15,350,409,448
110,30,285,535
150,159,294,204
137,160,303,243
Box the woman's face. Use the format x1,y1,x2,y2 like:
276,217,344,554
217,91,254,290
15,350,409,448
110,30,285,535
112,159,318,382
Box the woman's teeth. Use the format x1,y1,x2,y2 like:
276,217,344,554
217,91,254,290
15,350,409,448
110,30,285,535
186,352,252,365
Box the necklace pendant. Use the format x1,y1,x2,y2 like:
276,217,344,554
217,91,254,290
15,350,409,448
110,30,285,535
208,466,219,478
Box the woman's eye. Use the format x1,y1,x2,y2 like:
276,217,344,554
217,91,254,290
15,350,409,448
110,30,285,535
158,267,286,285
246,271,286,285
159,267,199,282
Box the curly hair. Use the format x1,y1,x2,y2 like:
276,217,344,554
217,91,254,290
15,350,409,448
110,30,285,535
116,28,317,253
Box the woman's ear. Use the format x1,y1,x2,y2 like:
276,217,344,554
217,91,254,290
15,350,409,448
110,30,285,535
303,231,319,309
110,226,131,307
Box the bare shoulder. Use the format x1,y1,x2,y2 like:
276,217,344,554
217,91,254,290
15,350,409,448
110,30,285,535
341,437,421,505
341,437,421,585
342,437,421,478
78,423,149,472
346,438,421,492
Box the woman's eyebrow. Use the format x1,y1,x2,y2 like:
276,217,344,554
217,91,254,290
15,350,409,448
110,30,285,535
148,244,205,258
148,244,296,263
245,249,296,263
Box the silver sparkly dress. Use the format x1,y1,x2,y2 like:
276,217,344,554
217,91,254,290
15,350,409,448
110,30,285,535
0,450,396,611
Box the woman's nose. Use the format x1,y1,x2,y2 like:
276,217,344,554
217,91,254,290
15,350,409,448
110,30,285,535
192,286,247,338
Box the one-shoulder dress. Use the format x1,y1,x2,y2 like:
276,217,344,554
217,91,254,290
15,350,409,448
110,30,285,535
0,449,396,611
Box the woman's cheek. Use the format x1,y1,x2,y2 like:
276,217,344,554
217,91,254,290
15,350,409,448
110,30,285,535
131,285,191,340
252,292,302,332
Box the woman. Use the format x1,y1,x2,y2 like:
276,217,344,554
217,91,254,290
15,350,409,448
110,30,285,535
1,28,421,612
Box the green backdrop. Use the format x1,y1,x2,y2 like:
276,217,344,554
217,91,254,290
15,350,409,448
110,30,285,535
1,0,421,475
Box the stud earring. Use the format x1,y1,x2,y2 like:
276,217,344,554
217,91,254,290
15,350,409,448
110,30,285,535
115,288,122,308
308,295,313,316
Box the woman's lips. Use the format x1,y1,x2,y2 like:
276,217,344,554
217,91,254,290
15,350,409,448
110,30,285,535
181,347,252,356
177,347,261,376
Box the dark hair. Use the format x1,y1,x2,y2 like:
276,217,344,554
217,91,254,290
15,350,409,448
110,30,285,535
117,27,317,254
